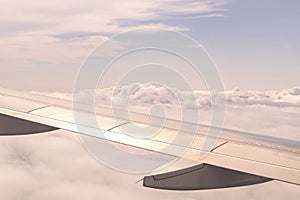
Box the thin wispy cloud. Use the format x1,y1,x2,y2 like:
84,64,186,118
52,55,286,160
0,0,229,90
0,0,228,36
153,0,227,17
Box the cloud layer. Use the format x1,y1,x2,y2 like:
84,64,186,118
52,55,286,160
41,83,300,109
0,125,299,199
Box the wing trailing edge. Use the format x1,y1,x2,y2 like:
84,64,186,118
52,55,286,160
0,113,58,135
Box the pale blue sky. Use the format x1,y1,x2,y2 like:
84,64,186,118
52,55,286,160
0,0,299,91
156,0,300,89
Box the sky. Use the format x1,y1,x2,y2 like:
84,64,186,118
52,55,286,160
0,0,299,91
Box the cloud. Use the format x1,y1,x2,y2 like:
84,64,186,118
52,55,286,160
0,0,229,91
0,0,227,36
0,123,299,199
44,83,300,109
224,87,300,108
154,0,227,17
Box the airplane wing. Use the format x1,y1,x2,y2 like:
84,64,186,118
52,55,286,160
0,88,299,190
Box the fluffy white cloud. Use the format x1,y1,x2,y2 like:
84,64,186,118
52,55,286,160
43,83,300,109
